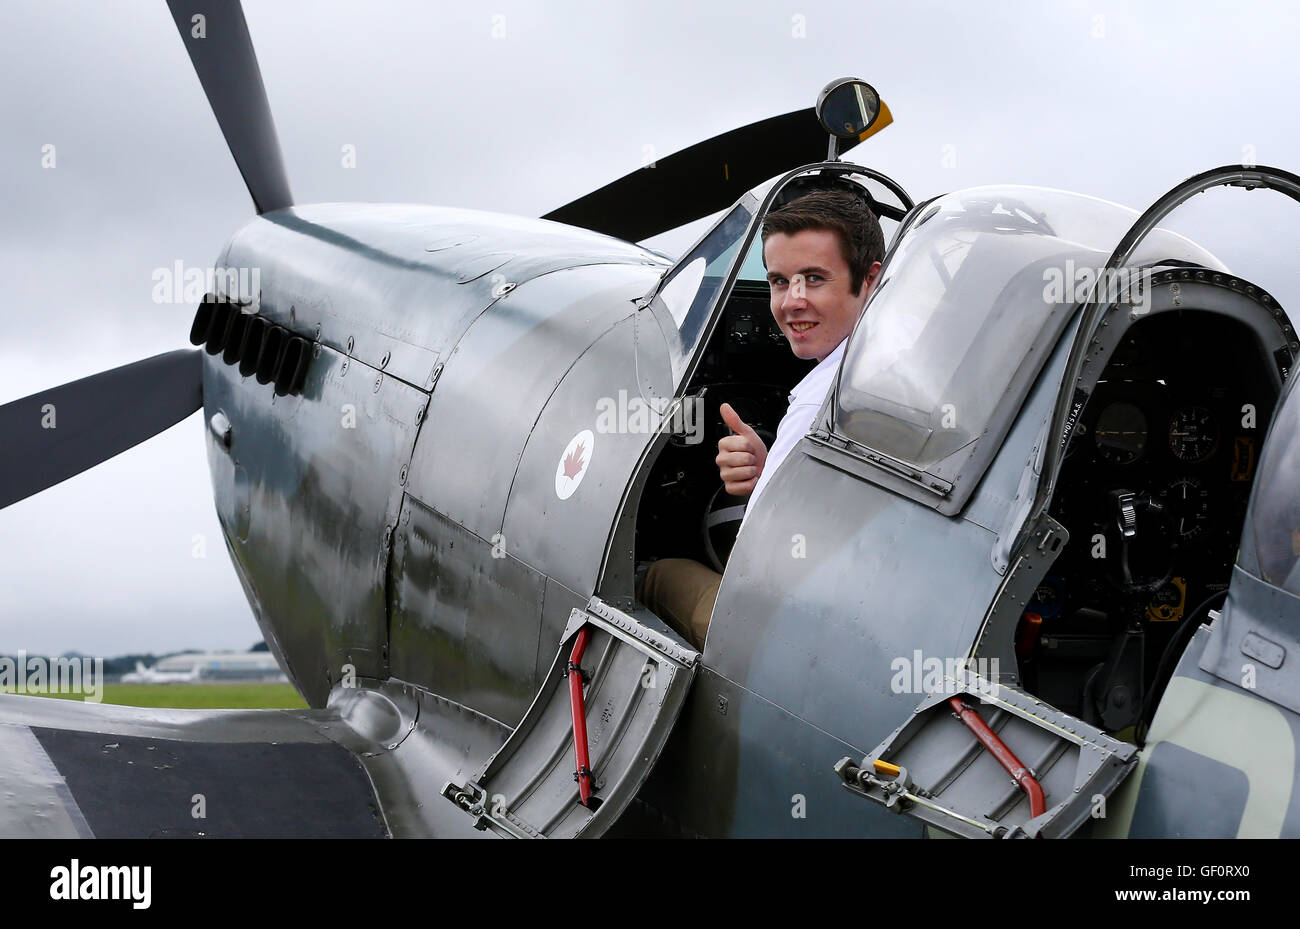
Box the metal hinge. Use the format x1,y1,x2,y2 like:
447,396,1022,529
807,431,953,497
440,780,543,839
1035,522,1065,554
577,602,699,668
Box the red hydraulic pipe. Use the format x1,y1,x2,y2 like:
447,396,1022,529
1015,612,1043,658
568,626,595,807
948,697,1047,819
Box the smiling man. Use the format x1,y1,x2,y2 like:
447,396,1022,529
638,189,885,649
718,189,884,523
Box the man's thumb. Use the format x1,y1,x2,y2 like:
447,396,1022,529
720,402,752,436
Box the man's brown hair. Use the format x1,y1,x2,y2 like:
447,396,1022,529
761,189,885,295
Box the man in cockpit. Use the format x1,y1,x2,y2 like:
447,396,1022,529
637,189,885,649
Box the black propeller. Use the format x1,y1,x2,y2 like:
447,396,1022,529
0,351,203,510
1,2,287,509
543,108,829,243
167,0,293,214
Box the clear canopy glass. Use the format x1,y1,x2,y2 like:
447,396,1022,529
834,185,1228,472
653,199,756,361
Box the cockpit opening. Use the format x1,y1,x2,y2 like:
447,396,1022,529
1019,310,1282,739
630,170,905,592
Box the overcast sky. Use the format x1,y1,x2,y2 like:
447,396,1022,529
3,0,1299,657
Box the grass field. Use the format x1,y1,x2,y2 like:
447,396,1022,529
27,683,308,709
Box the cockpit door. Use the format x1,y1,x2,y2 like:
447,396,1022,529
835,672,1138,838
440,598,698,838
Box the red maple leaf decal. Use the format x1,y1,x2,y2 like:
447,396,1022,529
562,443,586,480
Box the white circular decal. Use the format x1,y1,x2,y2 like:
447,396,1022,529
555,429,595,500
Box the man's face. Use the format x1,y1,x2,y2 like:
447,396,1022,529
764,228,881,362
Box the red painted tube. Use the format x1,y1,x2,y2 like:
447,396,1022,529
568,627,594,807
948,697,1047,819
1015,612,1043,658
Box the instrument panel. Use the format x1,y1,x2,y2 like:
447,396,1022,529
1024,314,1277,731
1053,380,1255,601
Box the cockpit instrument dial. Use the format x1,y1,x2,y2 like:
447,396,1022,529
1168,406,1218,462
1094,401,1148,465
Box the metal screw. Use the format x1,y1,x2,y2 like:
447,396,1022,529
347,335,355,353
381,351,390,368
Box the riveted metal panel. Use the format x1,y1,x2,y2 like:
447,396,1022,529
536,577,588,686
635,667,922,838
404,264,663,542
707,444,1002,754
222,204,665,390
502,313,674,596
387,494,546,727
204,345,426,707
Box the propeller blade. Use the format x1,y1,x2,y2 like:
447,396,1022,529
0,350,203,510
167,0,293,214
543,108,828,242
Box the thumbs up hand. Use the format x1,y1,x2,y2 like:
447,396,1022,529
715,402,768,496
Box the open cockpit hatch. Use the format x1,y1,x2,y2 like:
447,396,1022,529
441,598,698,837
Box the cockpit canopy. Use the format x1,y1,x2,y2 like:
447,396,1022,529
831,185,1227,501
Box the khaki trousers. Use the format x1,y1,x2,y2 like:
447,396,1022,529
636,558,722,652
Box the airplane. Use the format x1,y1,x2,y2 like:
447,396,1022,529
0,0,1298,839
121,660,203,685
119,650,286,684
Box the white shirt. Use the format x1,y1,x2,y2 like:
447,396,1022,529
739,339,846,530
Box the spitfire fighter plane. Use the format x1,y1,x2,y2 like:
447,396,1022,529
2,0,1299,839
